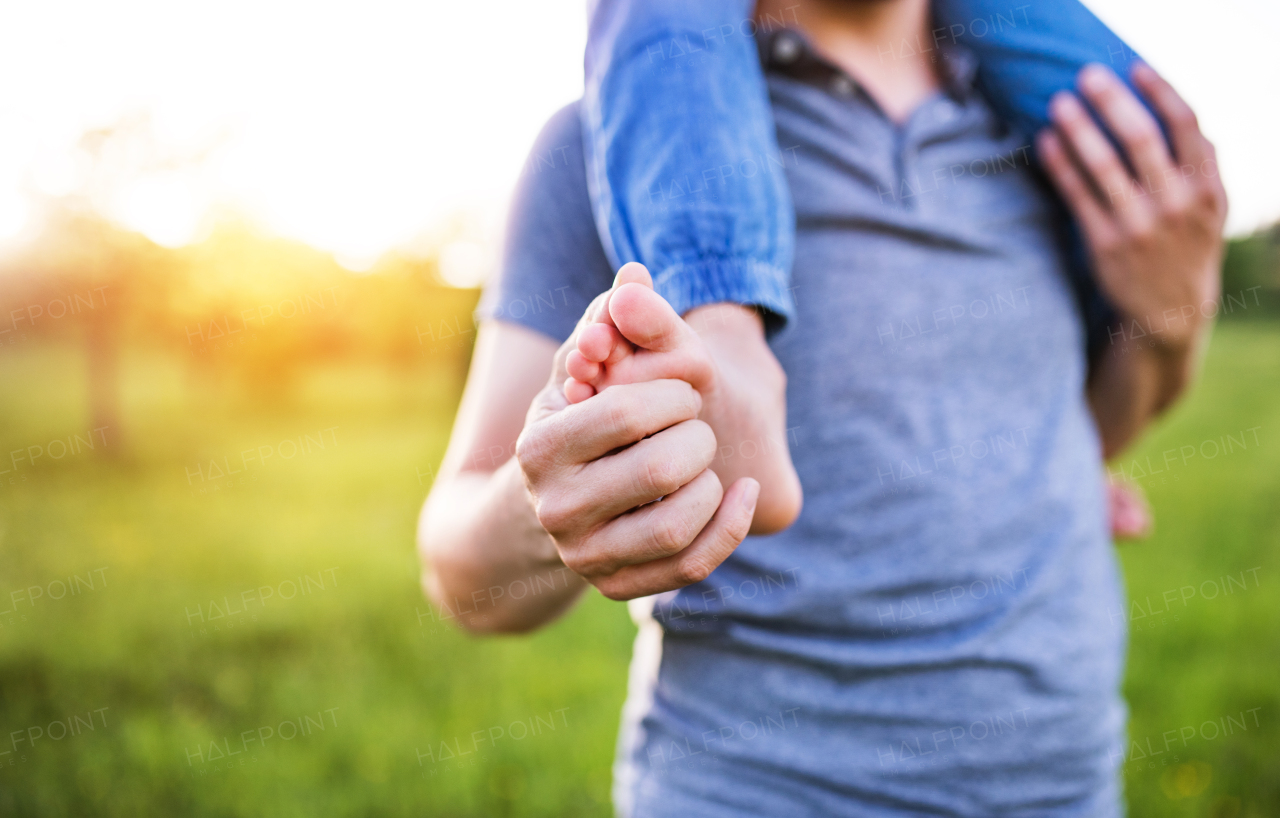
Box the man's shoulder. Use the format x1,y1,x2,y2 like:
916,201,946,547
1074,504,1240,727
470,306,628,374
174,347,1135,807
483,100,612,344
521,100,586,186
509,99,596,246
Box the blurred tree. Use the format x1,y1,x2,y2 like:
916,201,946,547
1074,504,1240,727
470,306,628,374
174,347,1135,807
4,202,173,453
0,111,497,427
1221,223,1280,317
0,114,203,452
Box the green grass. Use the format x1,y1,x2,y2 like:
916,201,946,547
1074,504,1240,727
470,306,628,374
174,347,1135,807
0,324,1277,816
1114,323,1280,817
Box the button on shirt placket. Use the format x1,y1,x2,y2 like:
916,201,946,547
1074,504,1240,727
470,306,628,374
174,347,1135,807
772,34,801,67
896,141,920,211
828,74,855,99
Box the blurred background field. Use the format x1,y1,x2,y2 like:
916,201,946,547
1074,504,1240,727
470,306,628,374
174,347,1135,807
0,209,635,816
0,206,1277,816
2,0,1280,813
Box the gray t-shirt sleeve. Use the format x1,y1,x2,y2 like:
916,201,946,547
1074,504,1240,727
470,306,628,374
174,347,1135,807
476,101,615,344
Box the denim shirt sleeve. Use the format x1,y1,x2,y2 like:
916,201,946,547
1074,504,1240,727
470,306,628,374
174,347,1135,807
583,0,1147,350
932,0,1157,146
582,0,796,331
931,0,1154,365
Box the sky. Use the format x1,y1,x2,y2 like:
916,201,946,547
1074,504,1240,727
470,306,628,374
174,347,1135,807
0,0,1275,284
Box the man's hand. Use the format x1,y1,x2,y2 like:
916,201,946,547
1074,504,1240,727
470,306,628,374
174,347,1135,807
562,262,802,533
515,284,759,602
1038,63,1228,355
1038,63,1228,457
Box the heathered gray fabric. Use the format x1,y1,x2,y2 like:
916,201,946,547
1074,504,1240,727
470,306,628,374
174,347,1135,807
482,34,1126,818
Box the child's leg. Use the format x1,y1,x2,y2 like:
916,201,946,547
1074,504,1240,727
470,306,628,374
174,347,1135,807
933,0,1157,145
583,0,1157,539
930,0,1158,367
583,0,1155,331
583,0,796,329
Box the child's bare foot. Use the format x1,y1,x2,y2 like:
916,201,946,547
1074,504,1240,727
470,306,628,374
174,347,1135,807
563,262,714,403
1108,479,1152,541
563,262,802,534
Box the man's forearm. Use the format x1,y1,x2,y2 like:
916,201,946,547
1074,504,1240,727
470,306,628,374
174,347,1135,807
419,459,586,633
1087,330,1207,459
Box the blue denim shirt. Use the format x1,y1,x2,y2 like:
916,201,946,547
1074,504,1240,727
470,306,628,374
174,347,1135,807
582,0,1148,346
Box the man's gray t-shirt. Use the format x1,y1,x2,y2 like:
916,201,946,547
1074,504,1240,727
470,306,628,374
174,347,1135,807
483,33,1126,818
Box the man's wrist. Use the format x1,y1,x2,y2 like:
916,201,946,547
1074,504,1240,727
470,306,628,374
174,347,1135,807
498,455,564,568
1120,314,1208,411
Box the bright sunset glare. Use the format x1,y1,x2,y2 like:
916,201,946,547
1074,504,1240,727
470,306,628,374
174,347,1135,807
0,0,1274,274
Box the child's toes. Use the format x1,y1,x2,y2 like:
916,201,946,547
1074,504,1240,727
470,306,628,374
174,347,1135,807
566,349,601,383
578,322,630,365
563,377,596,404
609,283,686,352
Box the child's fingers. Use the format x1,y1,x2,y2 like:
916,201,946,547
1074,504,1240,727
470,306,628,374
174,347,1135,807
563,377,596,404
